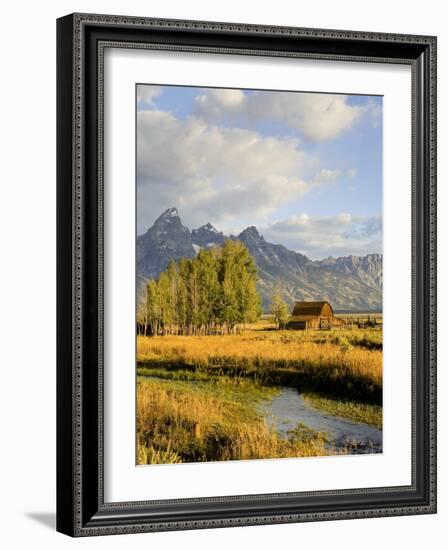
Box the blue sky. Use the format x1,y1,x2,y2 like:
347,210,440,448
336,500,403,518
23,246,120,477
136,84,382,259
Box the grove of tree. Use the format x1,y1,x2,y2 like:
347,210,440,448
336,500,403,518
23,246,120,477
138,240,262,336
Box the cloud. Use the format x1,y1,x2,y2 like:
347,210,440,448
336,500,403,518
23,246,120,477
262,213,382,259
347,168,357,179
193,89,367,141
137,85,162,108
194,88,245,115
137,109,339,233
313,169,341,184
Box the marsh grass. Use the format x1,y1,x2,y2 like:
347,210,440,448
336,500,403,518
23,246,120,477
137,377,331,464
136,324,382,463
244,317,382,349
137,327,382,403
302,392,383,429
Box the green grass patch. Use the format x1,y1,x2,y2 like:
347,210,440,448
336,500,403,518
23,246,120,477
137,376,332,464
137,371,280,408
302,392,383,429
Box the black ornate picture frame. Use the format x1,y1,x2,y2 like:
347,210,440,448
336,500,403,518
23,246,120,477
56,13,437,537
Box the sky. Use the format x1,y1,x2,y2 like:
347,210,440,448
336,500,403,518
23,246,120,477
136,84,382,260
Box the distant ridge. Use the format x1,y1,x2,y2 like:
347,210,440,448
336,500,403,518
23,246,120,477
137,208,382,312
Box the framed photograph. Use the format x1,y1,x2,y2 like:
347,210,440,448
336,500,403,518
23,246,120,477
56,13,437,536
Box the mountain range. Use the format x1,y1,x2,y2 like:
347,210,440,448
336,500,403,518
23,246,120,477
136,207,382,312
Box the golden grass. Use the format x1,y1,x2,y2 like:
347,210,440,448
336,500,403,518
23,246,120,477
138,332,381,375
137,377,332,464
136,325,383,462
137,327,382,402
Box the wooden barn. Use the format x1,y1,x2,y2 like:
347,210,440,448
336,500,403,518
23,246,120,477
285,301,345,330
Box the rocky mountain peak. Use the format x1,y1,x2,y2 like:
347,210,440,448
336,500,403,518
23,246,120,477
136,207,194,281
154,207,182,226
203,222,218,233
192,221,225,248
315,253,383,292
238,226,263,242
151,207,190,237
159,206,179,219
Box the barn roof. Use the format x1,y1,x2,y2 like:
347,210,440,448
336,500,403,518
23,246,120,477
291,301,334,317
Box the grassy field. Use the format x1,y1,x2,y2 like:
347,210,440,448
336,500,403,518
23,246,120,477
137,326,382,402
302,392,382,429
137,376,331,464
137,320,382,464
